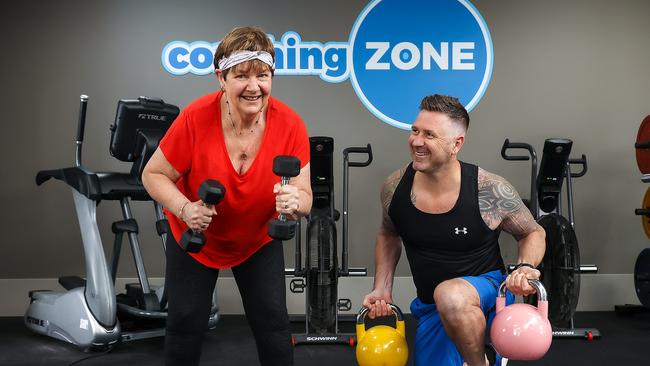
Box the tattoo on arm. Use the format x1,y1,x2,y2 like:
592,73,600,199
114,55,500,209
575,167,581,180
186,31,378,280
478,169,539,239
380,166,407,235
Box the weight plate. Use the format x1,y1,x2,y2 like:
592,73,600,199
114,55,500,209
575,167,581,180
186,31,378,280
635,115,650,174
537,214,581,328
634,248,650,308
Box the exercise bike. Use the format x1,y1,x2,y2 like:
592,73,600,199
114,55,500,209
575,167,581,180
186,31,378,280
501,138,600,341
25,95,219,350
286,136,372,346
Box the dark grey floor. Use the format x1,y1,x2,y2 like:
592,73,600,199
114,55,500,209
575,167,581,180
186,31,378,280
1,312,649,365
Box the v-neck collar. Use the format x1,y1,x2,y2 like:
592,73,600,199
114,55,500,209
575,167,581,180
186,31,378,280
216,91,272,179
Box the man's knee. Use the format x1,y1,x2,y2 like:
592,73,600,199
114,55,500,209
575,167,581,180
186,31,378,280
433,279,479,318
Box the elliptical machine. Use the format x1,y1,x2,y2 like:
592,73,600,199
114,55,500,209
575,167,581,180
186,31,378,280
25,95,219,349
286,136,372,346
501,138,600,341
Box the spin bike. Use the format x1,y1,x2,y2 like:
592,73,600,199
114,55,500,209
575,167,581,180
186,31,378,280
25,95,219,349
501,138,600,340
285,136,372,346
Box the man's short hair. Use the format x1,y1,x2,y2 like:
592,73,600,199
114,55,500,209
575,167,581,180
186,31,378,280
419,94,470,130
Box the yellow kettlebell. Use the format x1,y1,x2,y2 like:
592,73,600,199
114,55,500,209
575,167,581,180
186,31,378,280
355,303,408,366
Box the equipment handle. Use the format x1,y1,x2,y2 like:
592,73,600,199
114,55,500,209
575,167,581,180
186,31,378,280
345,267,367,276
138,96,165,105
342,144,373,275
501,139,538,216
343,144,373,167
501,139,535,161
568,154,587,177
635,141,650,149
635,208,650,216
75,95,89,143
75,95,89,167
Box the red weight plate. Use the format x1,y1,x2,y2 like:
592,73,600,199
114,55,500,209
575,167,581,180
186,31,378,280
635,115,650,174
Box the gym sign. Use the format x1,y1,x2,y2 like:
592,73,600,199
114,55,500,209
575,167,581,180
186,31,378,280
161,0,492,130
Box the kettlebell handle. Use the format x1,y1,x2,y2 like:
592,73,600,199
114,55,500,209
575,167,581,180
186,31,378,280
497,279,547,301
356,303,404,324
496,279,548,319
356,303,406,341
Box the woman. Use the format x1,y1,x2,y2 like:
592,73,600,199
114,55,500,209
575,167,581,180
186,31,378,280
142,26,312,366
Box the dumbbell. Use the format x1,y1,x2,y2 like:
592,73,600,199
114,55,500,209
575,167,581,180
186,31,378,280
268,156,301,241
180,179,226,253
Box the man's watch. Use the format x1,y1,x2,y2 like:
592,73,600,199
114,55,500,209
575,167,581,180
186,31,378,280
513,262,536,271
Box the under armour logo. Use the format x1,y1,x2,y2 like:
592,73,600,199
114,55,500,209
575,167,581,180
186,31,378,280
454,227,468,235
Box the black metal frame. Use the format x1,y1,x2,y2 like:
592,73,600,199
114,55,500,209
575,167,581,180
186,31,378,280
286,137,372,346
502,138,600,341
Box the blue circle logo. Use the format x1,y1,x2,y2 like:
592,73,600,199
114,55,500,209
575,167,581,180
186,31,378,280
349,0,493,129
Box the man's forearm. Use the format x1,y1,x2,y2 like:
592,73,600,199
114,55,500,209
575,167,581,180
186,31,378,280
516,228,546,267
373,232,402,292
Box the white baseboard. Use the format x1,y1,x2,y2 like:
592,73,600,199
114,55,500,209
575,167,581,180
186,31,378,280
1,274,641,317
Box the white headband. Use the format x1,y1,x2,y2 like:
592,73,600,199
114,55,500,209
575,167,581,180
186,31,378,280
217,50,275,71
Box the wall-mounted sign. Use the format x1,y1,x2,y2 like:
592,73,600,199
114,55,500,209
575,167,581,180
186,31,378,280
161,0,492,130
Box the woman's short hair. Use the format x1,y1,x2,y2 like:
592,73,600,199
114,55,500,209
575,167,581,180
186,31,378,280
214,26,275,79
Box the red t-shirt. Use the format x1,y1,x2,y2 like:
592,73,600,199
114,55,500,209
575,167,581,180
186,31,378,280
159,91,310,268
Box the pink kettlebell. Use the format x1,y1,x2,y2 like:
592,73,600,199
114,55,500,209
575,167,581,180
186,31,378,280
490,279,552,360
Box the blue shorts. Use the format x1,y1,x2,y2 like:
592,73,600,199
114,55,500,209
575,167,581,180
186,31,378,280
410,270,515,366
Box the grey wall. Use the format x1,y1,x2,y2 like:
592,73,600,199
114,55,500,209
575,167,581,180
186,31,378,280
2,0,648,283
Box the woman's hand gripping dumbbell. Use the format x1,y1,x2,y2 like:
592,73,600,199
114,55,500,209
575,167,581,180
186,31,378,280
179,179,226,252
269,156,301,241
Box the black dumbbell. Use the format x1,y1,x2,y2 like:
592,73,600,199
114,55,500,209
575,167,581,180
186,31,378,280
268,156,301,241
180,179,226,253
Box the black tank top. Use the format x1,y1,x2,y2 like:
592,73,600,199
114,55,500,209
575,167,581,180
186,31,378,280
388,161,504,303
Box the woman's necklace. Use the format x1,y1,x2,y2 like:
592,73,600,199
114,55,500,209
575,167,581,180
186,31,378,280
224,96,264,162
226,97,262,136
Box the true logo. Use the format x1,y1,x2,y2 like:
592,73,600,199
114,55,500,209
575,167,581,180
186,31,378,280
138,113,167,121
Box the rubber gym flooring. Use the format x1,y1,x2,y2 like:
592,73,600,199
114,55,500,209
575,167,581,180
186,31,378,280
1,311,648,365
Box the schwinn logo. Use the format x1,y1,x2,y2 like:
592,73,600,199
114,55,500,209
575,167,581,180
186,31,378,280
161,0,491,130
454,227,468,235
553,331,576,335
306,336,338,341
138,113,167,121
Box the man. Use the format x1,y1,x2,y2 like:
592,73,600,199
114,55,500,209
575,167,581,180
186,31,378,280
362,94,546,366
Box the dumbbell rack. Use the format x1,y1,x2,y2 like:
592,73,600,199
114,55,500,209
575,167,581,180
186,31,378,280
615,116,650,315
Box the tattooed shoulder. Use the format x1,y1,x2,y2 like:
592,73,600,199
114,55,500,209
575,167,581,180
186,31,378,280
380,165,407,234
477,168,523,230
381,165,407,211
